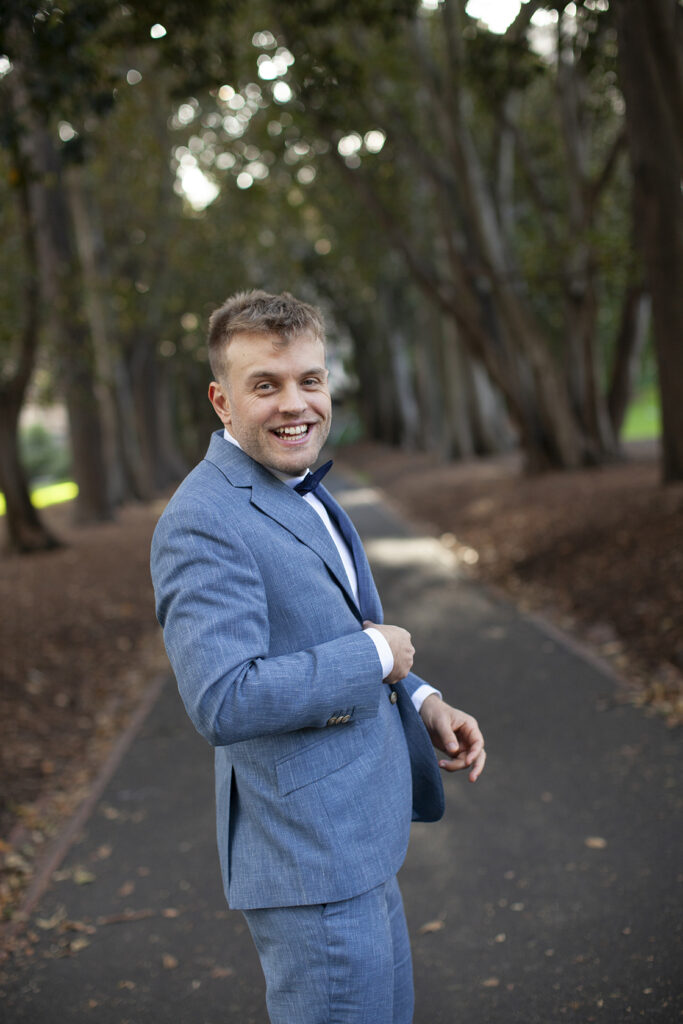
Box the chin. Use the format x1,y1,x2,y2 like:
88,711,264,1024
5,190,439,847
272,441,321,469
279,456,311,475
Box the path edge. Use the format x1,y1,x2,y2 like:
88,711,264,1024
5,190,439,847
1,671,169,957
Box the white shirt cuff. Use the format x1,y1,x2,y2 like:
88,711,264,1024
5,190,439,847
364,627,394,679
363,632,440,711
411,684,441,713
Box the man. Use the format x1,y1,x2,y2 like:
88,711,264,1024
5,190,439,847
151,289,485,1024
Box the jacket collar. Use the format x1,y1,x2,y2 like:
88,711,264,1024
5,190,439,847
203,431,362,620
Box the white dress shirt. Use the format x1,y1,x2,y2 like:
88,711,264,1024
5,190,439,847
223,430,438,712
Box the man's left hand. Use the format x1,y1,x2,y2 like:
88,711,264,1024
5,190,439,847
419,695,486,782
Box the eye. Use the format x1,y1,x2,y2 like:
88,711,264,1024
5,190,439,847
302,377,321,387
255,381,275,391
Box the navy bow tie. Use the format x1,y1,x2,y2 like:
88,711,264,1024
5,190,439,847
294,460,333,495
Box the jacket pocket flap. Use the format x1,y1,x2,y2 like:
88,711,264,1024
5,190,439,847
276,725,365,796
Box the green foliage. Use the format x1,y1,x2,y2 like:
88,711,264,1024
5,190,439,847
0,0,668,481
0,0,242,153
19,423,72,483
463,24,545,102
621,387,661,442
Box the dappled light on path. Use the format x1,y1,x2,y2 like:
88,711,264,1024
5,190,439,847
365,535,464,573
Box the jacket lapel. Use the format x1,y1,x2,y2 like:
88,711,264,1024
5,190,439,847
204,433,362,621
317,485,383,624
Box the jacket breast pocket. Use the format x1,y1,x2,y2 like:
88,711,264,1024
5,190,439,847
275,724,367,797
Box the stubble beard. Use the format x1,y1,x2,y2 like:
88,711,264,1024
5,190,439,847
241,417,331,476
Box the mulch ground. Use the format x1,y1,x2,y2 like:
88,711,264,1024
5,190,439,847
0,499,168,927
1,442,681,929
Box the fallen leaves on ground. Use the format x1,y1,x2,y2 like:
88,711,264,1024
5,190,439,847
418,918,446,935
0,499,169,926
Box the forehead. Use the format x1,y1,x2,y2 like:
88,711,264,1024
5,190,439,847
225,330,326,376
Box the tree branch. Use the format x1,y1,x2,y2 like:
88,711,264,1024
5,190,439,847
588,127,626,210
503,113,560,249
504,0,544,42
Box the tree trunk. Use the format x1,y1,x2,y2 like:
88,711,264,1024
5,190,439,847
556,14,618,462
64,164,136,506
607,284,651,438
388,328,421,450
347,324,382,442
0,396,60,554
411,308,444,454
438,317,476,460
130,339,169,492
6,33,112,521
419,3,590,469
468,356,515,456
0,115,60,554
495,95,519,245
617,0,683,481
112,355,154,500
155,360,189,484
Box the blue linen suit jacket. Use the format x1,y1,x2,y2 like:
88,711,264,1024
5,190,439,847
151,431,444,911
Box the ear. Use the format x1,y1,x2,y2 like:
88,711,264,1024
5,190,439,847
208,381,232,428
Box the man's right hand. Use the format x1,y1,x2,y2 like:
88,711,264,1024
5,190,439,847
363,621,414,684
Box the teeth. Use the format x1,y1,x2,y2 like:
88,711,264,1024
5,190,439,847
276,425,308,437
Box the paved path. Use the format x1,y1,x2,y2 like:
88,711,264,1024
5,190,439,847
1,473,681,1023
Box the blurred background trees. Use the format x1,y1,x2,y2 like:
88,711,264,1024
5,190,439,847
0,0,680,552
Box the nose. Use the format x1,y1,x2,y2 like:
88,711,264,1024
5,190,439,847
278,380,307,415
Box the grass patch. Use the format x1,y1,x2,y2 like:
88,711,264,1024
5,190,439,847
0,480,78,517
621,387,661,442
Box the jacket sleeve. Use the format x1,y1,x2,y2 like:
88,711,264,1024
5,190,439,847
402,670,438,703
151,501,383,746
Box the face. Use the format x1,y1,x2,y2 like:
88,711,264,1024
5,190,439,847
208,330,332,476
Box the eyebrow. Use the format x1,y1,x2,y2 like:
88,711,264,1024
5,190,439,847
245,366,328,382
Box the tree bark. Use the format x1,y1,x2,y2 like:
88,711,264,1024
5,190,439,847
154,360,189,484
438,316,476,460
617,0,683,481
411,3,590,469
389,326,422,449
410,299,446,454
556,12,618,461
5,30,112,521
65,164,142,505
607,284,651,438
129,338,175,492
0,395,60,554
0,122,60,553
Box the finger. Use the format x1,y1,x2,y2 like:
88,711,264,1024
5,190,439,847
438,753,468,772
435,727,460,758
454,718,482,744
468,749,487,782
464,737,484,765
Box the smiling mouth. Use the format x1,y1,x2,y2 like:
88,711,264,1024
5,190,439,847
273,424,311,440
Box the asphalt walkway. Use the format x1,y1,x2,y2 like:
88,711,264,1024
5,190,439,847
1,472,681,1023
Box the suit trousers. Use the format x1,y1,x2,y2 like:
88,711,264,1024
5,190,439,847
243,875,414,1024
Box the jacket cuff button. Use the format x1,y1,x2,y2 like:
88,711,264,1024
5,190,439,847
389,690,398,704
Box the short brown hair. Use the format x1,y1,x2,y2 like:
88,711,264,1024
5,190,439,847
207,289,326,380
